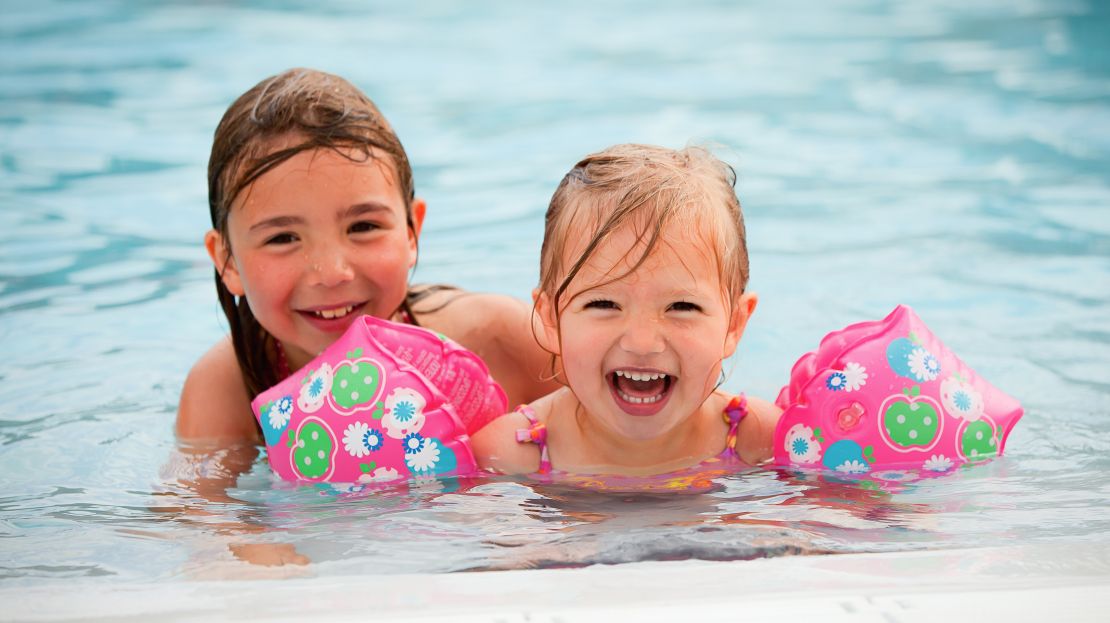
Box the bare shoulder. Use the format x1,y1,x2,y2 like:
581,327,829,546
414,288,527,339
177,337,261,444
413,287,558,407
736,394,783,466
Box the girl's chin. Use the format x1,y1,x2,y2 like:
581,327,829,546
602,411,686,442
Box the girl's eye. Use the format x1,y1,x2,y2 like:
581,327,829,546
349,221,380,234
584,299,619,311
669,301,703,313
265,232,298,245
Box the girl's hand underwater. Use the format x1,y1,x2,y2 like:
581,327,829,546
229,542,310,567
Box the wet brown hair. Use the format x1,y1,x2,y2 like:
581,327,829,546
208,68,419,398
539,144,749,324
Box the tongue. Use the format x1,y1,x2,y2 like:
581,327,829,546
615,375,666,398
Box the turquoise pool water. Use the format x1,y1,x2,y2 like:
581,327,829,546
2,0,1109,586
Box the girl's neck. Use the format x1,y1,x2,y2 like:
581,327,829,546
548,390,730,475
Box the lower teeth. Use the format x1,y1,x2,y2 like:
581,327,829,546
618,391,662,405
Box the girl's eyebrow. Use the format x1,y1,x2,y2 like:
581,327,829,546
345,202,395,219
249,215,303,233
248,202,395,233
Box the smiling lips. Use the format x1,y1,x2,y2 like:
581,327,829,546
299,302,363,328
609,369,674,414
312,304,358,320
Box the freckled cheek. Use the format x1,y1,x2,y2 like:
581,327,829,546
242,261,301,305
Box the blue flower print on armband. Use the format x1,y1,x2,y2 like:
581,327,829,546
308,377,325,400
297,363,333,414
272,396,293,427
393,399,417,423
792,437,810,456
826,371,848,391
953,390,972,411
784,424,822,464
363,428,384,452
403,432,425,455
383,388,427,440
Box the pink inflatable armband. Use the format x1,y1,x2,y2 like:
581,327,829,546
251,316,507,484
774,305,1022,475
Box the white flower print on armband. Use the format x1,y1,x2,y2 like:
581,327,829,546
269,395,294,430
342,421,383,457
923,454,954,472
298,363,333,413
842,362,868,391
907,347,940,382
406,438,442,473
833,459,870,474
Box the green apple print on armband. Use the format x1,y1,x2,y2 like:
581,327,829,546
882,386,942,451
288,419,335,480
960,419,999,462
330,348,385,413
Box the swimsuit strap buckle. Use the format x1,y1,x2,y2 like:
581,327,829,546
723,393,749,426
514,404,552,474
515,422,547,445
722,394,748,458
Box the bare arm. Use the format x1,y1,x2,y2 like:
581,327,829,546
158,440,310,567
173,339,306,565
177,337,261,444
471,408,540,475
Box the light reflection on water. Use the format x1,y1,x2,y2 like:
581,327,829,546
1,0,1109,586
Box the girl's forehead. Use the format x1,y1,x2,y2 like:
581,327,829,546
232,147,403,213
565,222,721,289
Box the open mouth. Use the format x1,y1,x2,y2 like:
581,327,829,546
609,369,674,411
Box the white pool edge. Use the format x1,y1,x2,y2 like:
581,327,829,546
8,542,1110,622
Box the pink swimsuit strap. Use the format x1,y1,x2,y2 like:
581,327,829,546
514,404,552,474
722,394,749,458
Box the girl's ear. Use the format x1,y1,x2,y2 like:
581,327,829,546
410,197,427,238
205,229,244,296
408,198,427,269
532,288,561,355
723,291,758,358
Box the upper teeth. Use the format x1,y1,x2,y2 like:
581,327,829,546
615,370,667,382
315,305,355,319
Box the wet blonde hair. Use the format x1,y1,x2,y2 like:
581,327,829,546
539,144,749,321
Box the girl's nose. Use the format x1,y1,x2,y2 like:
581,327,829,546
618,317,666,355
307,247,355,287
